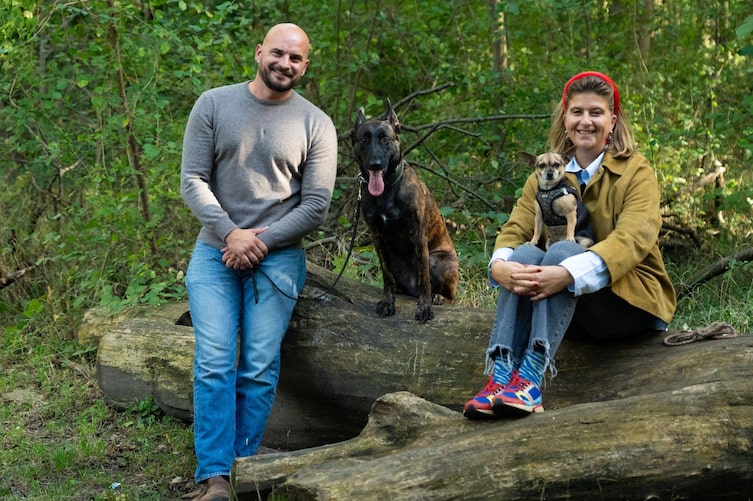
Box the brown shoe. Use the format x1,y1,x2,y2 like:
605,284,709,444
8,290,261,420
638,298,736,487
192,476,231,501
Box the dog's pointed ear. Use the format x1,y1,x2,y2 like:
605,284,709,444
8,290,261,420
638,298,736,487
352,107,366,144
384,98,401,134
519,151,537,167
355,107,366,128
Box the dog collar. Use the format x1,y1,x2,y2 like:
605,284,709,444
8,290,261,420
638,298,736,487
538,180,571,193
385,160,405,188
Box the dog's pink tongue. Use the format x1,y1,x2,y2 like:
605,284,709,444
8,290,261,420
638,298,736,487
368,170,385,196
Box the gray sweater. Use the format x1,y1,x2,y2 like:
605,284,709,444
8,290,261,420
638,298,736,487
181,82,338,251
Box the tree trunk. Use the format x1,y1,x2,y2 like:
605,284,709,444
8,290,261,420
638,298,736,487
90,263,753,498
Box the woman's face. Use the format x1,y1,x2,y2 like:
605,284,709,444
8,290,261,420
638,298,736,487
564,92,617,162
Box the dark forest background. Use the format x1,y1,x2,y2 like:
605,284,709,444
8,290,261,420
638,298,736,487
1,1,752,498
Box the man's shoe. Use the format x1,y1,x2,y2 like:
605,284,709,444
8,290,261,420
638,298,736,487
492,373,544,416
193,476,231,501
463,376,505,419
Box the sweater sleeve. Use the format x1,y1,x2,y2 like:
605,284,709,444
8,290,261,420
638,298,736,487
180,92,238,242
256,111,338,249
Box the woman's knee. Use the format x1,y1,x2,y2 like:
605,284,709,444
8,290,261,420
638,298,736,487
541,240,587,265
510,243,545,264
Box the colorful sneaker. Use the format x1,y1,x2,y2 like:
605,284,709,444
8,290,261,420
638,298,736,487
492,373,544,416
463,376,505,419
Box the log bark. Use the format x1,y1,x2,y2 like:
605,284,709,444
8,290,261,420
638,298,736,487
235,382,753,500
90,263,753,498
95,318,195,420
93,262,498,449
78,300,191,346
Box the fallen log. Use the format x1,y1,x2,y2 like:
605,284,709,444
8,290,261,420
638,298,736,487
0,264,36,290
235,383,753,500
91,263,753,497
93,262,496,448
78,300,191,346
676,246,753,299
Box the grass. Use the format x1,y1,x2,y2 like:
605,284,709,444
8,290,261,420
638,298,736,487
0,331,196,500
0,247,750,500
667,249,753,334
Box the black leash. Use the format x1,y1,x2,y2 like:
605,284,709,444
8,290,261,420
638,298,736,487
311,176,364,300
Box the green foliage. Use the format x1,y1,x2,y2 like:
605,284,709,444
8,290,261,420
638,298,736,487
2,0,750,320
124,396,164,428
671,251,753,335
1,1,753,497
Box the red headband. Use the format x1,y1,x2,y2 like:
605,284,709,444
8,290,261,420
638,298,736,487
561,71,620,116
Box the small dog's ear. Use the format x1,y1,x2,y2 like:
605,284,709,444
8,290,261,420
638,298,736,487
519,151,537,166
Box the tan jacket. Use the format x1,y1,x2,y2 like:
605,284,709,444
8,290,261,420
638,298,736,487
495,152,676,323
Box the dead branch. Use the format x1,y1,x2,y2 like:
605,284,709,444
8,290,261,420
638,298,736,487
0,265,36,290
392,83,455,111
676,246,753,299
410,160,497,211
660,221,703,247
663,161,725,207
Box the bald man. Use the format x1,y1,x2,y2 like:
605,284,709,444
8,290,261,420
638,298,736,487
181,23,338,500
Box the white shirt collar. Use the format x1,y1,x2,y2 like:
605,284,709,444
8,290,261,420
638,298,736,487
565,151,606,180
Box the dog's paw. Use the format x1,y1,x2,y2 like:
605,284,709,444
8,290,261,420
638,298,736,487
432,294,447,305
576,236,594,248
376,300,396,317
415,304,434,323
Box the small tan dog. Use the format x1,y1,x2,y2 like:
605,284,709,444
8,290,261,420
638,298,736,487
521,151,593,249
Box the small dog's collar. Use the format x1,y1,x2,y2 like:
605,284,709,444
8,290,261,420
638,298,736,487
539,181,570,193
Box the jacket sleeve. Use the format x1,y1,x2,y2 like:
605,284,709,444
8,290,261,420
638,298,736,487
588,155,663,285
494,173,539,250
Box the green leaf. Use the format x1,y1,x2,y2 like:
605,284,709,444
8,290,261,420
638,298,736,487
736,14,753,39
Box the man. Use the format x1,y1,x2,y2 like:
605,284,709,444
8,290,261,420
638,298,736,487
180,23,338,501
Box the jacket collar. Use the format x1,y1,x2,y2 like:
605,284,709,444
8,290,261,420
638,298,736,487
599,152,628,176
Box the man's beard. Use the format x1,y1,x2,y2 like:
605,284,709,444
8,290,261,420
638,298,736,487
260,65,299,93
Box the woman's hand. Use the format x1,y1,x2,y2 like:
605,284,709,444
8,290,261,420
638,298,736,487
490,260,574,301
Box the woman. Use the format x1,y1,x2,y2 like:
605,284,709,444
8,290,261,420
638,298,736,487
463,71,676,418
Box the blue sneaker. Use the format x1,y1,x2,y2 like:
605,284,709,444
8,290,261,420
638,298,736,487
492,373,544,416
463,376,505,419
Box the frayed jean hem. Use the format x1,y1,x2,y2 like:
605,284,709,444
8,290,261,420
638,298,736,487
485,339,558,381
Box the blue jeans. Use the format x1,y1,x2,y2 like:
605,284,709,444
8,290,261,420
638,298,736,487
487,242,662,377
186,241,306,483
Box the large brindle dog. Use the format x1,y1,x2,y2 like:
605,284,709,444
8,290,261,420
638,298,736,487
351,101,459,322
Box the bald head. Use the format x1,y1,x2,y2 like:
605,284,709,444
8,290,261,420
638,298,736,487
252,23,311,100
262,23,310,55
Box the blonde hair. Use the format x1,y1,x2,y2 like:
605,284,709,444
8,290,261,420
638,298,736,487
547,73,636,159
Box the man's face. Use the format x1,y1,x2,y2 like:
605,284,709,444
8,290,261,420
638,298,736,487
255,27,309,93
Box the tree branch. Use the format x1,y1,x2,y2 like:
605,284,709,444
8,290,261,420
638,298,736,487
676,247,753,299
392,82,455,111
0,265,36,290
